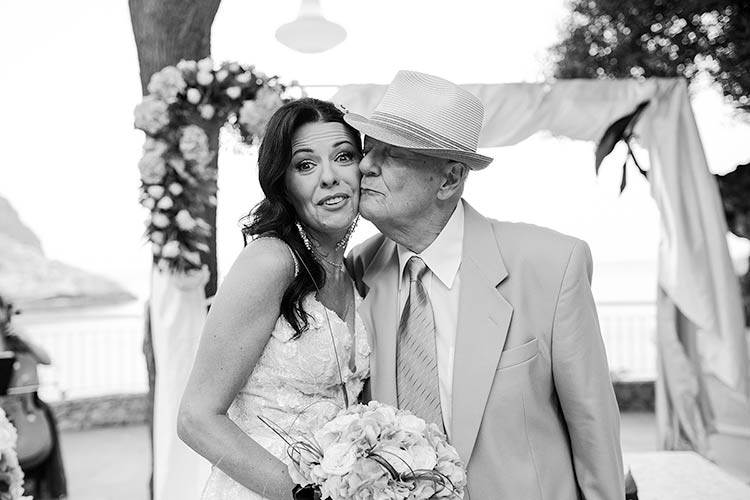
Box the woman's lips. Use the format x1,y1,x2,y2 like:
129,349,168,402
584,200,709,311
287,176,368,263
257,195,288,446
317,194,350,208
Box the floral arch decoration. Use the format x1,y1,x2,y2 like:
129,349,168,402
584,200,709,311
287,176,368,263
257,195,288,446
134,58,302,273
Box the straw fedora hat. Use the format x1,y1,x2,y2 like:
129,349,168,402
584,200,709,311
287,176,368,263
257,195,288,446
343,70,493,170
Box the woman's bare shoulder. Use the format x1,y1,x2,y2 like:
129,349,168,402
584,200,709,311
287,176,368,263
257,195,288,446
227,236,297,290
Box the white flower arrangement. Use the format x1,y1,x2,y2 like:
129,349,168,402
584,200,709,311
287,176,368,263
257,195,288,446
269,401,467,500
0,408,32,500
134,57,302,272
238,87,285,140
134,96,170,135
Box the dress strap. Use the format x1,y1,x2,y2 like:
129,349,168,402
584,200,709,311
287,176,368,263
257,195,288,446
287,245,300,278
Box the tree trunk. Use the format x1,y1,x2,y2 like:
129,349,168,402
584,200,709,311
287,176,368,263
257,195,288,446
129,2,222,497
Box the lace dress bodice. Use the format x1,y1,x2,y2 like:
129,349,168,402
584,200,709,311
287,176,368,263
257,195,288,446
201,291,370,500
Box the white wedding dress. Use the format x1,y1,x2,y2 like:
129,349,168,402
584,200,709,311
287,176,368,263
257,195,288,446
201,289,370,500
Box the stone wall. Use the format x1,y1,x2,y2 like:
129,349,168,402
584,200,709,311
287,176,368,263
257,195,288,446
47,381,657,431
613,380,655,412
50,393,149,431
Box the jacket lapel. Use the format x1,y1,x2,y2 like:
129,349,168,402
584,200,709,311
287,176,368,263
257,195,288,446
451,201,512,464
359,238,400,407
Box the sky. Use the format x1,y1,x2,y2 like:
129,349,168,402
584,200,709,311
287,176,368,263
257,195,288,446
1,0,749,303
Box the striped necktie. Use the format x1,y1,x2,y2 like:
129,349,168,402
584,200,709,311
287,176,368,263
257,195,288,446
396,256,443,428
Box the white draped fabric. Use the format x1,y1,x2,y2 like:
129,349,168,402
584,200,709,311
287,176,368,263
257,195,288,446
151,267,211,500
332,78,749,450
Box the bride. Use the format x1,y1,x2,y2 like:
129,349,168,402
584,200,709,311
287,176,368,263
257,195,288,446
178,98,369,500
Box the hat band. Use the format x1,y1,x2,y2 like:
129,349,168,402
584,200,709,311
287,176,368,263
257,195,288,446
370,111,476,153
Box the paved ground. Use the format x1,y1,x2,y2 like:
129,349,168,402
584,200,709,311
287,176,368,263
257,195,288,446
56,412,748,500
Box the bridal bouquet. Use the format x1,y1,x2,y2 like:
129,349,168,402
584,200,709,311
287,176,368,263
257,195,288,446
266,401,466,500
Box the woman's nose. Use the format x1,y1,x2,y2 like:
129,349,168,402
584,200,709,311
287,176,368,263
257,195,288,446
319,161,339,187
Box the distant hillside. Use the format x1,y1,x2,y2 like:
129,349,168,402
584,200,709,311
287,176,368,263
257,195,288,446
0,195,135,309
0,196,42,250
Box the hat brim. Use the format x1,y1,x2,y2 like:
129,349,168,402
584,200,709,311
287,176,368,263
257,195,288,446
344,113,493,170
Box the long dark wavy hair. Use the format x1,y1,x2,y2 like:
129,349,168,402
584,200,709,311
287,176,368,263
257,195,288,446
241,98,362,339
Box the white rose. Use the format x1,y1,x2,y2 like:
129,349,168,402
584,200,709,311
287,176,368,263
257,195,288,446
238,100,260,130
142,197,156,210
138,148,167,184
161,240,180,258
371,404,397,422
197,57,214,73
235,72,252,84
375,445,415,475
134,96,170,134
226,86,242,99
150,231,166,245
284,84,305,100
0,422,17,450
319,443,357,476
176,59,197,73
199,104,215,120
151,213,170,229
157,196,174,210
208,195,217,206
147,185,165,199
408,444,438,470
238,88,283,137
147,66,186,103
196,71,214,86
168,182,184,196
175,209,196,231
152,244,163,256
143,137,168,153
216,69,229,82
186,87,202,104
179,125,212,164
396,414,426,434
228,62,240,73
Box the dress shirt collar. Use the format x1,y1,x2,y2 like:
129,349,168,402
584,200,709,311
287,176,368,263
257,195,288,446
397,200,464,290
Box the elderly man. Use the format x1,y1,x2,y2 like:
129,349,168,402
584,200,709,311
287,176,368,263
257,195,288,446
346,70,624,500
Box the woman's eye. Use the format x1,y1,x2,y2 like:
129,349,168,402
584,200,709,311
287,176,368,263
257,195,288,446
296,160,315,171
336,152,353,162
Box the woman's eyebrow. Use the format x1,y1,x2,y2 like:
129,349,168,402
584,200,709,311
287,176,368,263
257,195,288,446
291,147,314,155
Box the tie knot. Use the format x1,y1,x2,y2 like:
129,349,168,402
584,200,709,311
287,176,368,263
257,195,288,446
405,256,429,282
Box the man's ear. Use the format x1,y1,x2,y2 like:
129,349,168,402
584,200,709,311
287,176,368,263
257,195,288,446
437,161,469,200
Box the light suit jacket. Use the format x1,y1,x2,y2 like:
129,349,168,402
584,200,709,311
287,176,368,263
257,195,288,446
347,201,624,500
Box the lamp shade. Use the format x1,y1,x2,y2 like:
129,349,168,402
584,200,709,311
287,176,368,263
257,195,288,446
275,0,347,53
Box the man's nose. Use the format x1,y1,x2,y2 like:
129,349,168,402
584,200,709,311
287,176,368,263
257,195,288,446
359,153,377,176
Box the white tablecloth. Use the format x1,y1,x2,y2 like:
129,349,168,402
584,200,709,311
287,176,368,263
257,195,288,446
624,451,750,500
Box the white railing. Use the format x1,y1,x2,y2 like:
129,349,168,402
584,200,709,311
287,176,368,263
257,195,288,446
13,301,658,401
597,301,658,381
16,307,148,400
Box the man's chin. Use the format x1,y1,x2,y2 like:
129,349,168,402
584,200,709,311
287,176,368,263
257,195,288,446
357,200,379,223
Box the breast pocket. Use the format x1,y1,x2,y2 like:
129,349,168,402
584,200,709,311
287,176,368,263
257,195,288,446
496,338,538,371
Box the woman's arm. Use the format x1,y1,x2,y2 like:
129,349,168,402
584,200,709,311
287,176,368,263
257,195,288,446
178,238,297,500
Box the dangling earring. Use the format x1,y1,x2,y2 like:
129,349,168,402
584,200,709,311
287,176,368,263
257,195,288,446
335,215,359,251
296,222,313,251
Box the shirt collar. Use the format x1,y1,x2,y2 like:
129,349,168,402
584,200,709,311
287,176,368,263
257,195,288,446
397,200,464,290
